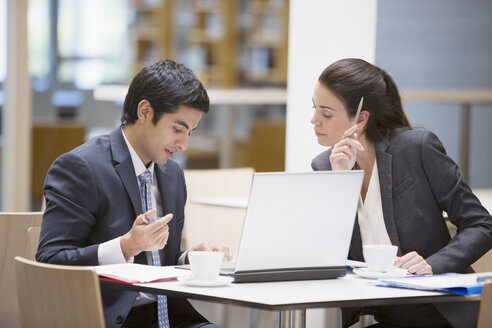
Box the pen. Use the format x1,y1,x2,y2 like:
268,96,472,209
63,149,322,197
139,214,150,224
403,274,427,278
349,97,364,138
140,213,173,225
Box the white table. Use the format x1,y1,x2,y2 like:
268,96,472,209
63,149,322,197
102,271,479,328
190,196,249,209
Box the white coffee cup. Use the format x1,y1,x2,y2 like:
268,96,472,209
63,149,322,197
363,245,398,273
188,251,224,281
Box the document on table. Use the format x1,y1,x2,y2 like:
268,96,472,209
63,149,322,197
346,260,367,268
378,273,484,296
95,263,181,284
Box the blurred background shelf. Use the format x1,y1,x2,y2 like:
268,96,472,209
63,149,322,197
131,0,174,75
243,0,289,86
94,86,287,169
127,0,290,172
3,0,492,214
178,0,239,86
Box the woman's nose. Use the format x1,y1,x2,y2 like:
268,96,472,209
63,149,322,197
310,112,320,126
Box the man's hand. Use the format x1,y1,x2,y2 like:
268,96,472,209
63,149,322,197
394,251,433,275
185,242,233,264
120,209,173,260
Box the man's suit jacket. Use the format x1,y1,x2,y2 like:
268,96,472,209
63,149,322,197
312,128,492,328
37,127,204,327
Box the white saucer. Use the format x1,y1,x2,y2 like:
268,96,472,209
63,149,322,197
353,267,408,279
177,275,233,287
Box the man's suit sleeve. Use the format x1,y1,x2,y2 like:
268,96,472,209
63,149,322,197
37,151,100,265
420,131,492,273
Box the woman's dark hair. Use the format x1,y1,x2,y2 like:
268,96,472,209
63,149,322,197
121,59,210,125
318,58,411,142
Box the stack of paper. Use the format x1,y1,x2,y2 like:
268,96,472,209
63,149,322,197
378,273,484,296
95,263,181,284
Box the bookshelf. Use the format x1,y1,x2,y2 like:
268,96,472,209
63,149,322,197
125,0,289,170
242,0,289,85
130,0,174,75
177,0,239,86
130,0,289,86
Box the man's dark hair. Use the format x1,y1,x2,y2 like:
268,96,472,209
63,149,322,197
121,59,210,125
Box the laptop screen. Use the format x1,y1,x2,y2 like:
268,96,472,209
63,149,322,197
234,171,363,272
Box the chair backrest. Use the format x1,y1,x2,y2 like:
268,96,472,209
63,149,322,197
183,168,254,255
31,123,85,199
14,256,105,328
472,250,492,273
473,189,492,214
41,196,46,212
0,212,43,328
471,189,492,273
27,227,41,261
445,189,492,273
235,119,285,172
477,280,492,328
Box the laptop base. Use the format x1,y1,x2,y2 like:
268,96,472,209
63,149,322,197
229,266,346,283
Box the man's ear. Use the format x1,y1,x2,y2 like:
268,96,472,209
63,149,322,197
357,110,370,129
136,99,153,123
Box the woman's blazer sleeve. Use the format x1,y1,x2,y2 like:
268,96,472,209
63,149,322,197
421,131,492,273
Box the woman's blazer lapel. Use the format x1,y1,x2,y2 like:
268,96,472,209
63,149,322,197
375,139,402,255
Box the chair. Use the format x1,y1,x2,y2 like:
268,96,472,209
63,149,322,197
445,189,492,273
235,119,285,172
471,189,492,273
472,250,492,273
27,227,41,261
477,280,492,328
473,189,492,214
182,167,254,255
31,123,85,201
41,196,46,212
14,256,105,328
183,168,274,327
0,212,43,327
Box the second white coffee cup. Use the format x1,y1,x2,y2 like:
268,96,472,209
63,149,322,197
188,251,224,281
363,245,398,272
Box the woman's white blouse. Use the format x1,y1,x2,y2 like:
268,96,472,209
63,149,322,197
357,160,392,246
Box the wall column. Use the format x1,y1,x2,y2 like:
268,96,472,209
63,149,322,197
2,0,31,211
286,0,378,172
286,1,378,326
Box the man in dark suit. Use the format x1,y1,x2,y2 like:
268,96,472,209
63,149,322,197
37,59,229,328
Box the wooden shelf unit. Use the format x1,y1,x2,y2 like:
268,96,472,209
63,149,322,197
179,0,239,86
130,0,174,75
129,0,289,86
242,0,289,85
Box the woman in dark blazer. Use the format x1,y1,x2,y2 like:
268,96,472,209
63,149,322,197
310,58,492,328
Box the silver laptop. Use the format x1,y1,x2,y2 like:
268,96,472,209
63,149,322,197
223,170,364,283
